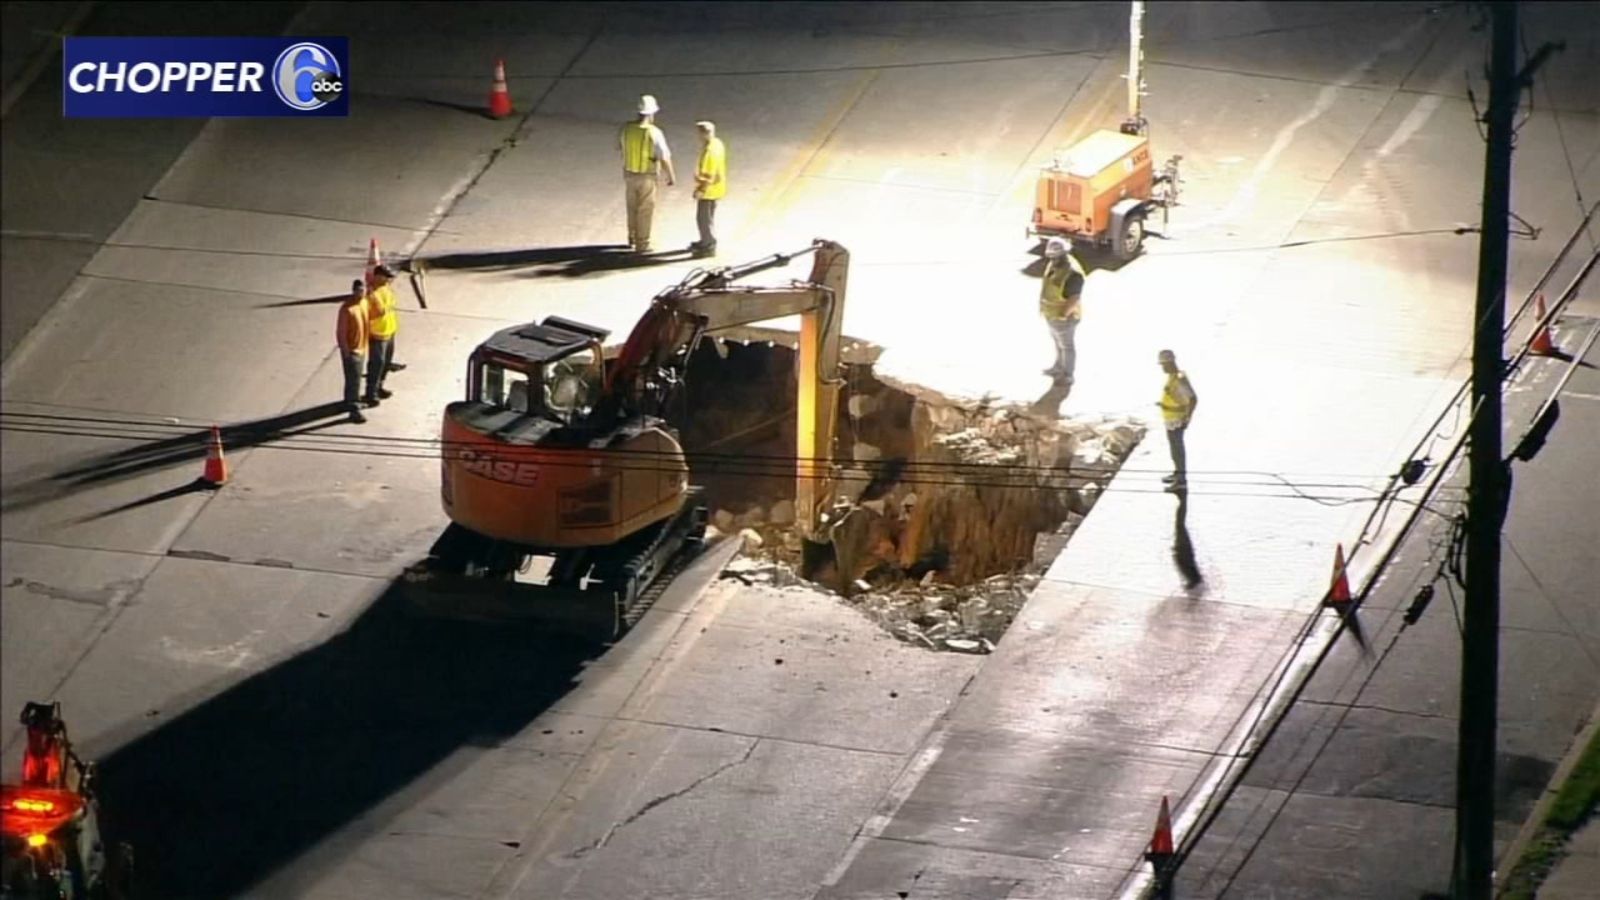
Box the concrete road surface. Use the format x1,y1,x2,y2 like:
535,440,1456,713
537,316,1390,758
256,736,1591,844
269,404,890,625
1180,328,1600,898
3,2,1597,899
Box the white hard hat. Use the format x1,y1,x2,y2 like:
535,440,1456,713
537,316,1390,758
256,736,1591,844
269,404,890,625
637,94,659,115
1045,237,1070,258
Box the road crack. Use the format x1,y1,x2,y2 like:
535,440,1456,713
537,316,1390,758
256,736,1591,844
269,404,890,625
570,739,759,858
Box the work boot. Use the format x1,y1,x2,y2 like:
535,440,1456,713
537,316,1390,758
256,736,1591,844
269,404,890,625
364,397,380,408
386,362,407,373
1162,473,1178,484
377,388,394,400
1164,480,1186,493
348,409,367,424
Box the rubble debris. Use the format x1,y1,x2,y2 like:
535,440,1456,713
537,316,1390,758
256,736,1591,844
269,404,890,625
768,500,795,526
678,338,1141,653
738,528,765,552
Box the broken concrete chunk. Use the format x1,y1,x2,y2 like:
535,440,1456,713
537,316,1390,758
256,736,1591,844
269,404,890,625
768,499,795,526
848,393,881,419
738,528,765,551
853,441,883,462
959,598,987,631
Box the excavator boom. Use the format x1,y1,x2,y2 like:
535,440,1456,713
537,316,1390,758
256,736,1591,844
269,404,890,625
655,240,849,537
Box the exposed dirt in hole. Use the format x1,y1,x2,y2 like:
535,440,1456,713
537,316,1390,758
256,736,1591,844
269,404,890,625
675,330,1143,653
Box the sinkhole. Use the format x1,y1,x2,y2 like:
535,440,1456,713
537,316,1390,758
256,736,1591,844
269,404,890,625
673,329,1144,653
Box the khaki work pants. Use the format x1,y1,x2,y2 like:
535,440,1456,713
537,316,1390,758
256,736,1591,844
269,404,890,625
625,171,658,250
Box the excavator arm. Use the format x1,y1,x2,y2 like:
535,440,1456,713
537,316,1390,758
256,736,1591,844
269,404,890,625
605,239,850,541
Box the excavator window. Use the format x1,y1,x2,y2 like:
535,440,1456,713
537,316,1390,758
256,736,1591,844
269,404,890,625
507,380,531,414
473,349,600,425
478,363,534,414
543,347,600,421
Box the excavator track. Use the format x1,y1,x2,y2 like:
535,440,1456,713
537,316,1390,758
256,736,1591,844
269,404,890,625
403,489,708,641
602,488,709,630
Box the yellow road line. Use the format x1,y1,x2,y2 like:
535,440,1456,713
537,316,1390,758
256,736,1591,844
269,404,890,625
997,55,1126,212
733,40,899,240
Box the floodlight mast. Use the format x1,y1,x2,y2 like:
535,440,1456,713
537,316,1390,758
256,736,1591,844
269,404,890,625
1125,1,1147,135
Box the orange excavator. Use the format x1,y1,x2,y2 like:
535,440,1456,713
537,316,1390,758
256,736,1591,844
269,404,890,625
405,239,849,637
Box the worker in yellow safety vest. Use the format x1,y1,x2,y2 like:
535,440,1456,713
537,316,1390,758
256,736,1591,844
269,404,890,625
336,279,369,423
690,120,726,257
363,264,400,407
1039,237,1087,384
1156,349,1198,491
619,94,677,253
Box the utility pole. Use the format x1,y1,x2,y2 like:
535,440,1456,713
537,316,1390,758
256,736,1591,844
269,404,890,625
1456,2,1516,896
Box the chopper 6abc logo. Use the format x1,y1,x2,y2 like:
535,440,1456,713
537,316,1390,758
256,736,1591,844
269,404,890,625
273,41,342,111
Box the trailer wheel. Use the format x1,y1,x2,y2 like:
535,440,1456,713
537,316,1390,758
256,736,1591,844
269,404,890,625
1113,212,1145,261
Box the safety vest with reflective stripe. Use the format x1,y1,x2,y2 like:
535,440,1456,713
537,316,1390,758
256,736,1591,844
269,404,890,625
620,121,662,174
366,283,398,339
1160,371,1197,428
1038,253,1086,320
696,137,727,201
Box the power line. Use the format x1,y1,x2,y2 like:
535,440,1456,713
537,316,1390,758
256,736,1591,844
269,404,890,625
0,409,1457,491
1523,31,1594,252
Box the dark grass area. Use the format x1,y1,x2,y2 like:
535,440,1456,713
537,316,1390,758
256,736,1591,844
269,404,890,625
1501,726,1600,900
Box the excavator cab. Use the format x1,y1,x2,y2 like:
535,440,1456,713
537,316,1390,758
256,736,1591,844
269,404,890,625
469,317,606,428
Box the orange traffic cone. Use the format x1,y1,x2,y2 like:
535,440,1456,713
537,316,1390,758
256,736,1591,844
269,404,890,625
1530,293,1558,356
364,237,381,291
1144,794,1176,898
202,426,228,487
488,59,513,119
1325,542,1352,607
1148,795,1175,858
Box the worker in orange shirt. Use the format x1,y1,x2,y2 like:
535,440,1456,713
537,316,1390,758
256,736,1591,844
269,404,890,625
336,278,369,423
364,264,399,407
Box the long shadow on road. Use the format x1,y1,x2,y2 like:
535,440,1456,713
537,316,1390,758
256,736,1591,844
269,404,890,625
95,584,600,899
418,244,630,271
0,403,352,514
416,243,702,279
